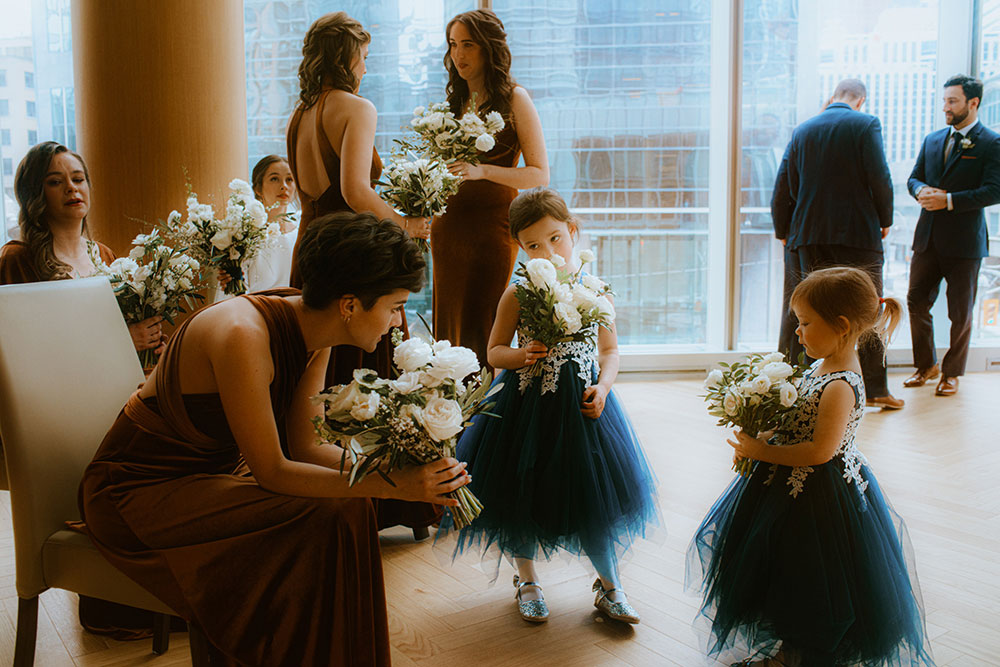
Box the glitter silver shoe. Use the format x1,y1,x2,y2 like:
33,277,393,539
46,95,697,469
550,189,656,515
513,574,549,623
592,578,640,624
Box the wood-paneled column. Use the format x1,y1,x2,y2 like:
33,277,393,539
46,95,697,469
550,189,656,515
72,0,248,256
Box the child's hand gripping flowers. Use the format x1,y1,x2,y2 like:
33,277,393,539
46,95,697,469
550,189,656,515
702,352,808,476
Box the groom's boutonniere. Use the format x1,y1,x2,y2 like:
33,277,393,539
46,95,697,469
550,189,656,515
961,136,974,150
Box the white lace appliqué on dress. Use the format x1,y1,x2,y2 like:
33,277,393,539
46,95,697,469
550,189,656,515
765,365,868,498
515,329,598,395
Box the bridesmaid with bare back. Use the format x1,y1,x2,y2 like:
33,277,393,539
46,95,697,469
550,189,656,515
285,11,438,532
432,9,549,370
286,11,429,386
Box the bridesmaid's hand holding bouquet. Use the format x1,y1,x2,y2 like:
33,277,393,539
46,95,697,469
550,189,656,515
311,331,502,529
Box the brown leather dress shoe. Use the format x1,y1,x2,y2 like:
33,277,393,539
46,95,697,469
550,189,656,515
935,376,959,396
903,364,940,387
865,394,905,410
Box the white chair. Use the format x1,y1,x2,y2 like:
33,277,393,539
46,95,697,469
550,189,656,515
0,276,205,665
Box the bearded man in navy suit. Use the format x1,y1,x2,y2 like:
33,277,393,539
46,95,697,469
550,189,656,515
772,79,902,409
905,74,1000,396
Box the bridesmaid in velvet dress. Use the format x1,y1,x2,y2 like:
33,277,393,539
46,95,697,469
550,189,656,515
286,11,429,386
433,9,549,370
80,213,471,667
286,12,438,532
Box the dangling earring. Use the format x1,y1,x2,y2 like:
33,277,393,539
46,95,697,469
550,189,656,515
343,314,352,325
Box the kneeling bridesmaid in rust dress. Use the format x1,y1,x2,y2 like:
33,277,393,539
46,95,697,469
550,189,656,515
79,213,470,667
432,9,549,371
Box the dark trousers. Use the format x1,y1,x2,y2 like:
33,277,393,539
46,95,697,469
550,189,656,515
778,244,805,365
906,247,981,377
781,244,889,399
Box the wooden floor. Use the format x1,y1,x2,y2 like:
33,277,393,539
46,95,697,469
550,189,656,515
1,372,997,666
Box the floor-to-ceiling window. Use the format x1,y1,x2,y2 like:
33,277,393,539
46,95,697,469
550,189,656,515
495,1,713,345
738,0,942,351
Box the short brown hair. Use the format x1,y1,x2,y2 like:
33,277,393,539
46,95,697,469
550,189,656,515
791,266,902,350
508,187,578,240
297,12,371,108
296,211,426,310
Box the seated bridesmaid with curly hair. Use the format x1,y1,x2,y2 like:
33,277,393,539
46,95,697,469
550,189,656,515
79,211,470,666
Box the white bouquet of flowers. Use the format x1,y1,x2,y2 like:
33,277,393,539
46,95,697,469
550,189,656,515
377,158,461,253
397,96,505,165
99,230,205,368
513,250,615,376
311,330,501,529
163,179,279,296
702,352,809,476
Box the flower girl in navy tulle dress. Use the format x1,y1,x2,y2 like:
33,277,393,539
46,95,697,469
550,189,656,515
687,267,935,667
446,187,659,624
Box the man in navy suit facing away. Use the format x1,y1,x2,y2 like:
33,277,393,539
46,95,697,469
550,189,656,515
772,79,903,409
905,74,1000,396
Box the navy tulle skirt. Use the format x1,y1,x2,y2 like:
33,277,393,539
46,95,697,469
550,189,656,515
686,458,935,666
444,360,659,571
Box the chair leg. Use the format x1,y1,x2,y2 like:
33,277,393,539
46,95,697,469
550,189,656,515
189,622,225,667
412,525,430,541
13,596,38,667
152,612,170,655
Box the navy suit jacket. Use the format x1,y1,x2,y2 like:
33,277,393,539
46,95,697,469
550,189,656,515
771,102,893,252
907,121,1000,258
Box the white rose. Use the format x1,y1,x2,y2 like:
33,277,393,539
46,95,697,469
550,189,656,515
580,273,606,292
419,396,464,442
393,338,433,372
413,105,426,116
579,249,595,263
751,374,771,394
554,301,583,334
432,340,452,354
570,283,599,310
229,178,254,198
763,352,785,364
723,390,740,416
211,229,234,250
390,372,422,395
128,246,146,261
399,403,424,424
524,258,557,289
418,371,444,388
594,295,616,320
475,133,496,152
552,283,573,304
349,391,380,421
762,361,794,382
426,345,480,382
485,110,505,132
321,382,366,421
779,382,798,408
704,368,724,388
739,380,756,396
549,253,566,267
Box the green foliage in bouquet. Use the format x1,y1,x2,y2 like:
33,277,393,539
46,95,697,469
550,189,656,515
703,351,810,476
513,252,615,375
99,230,205,368
311,330,502,529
